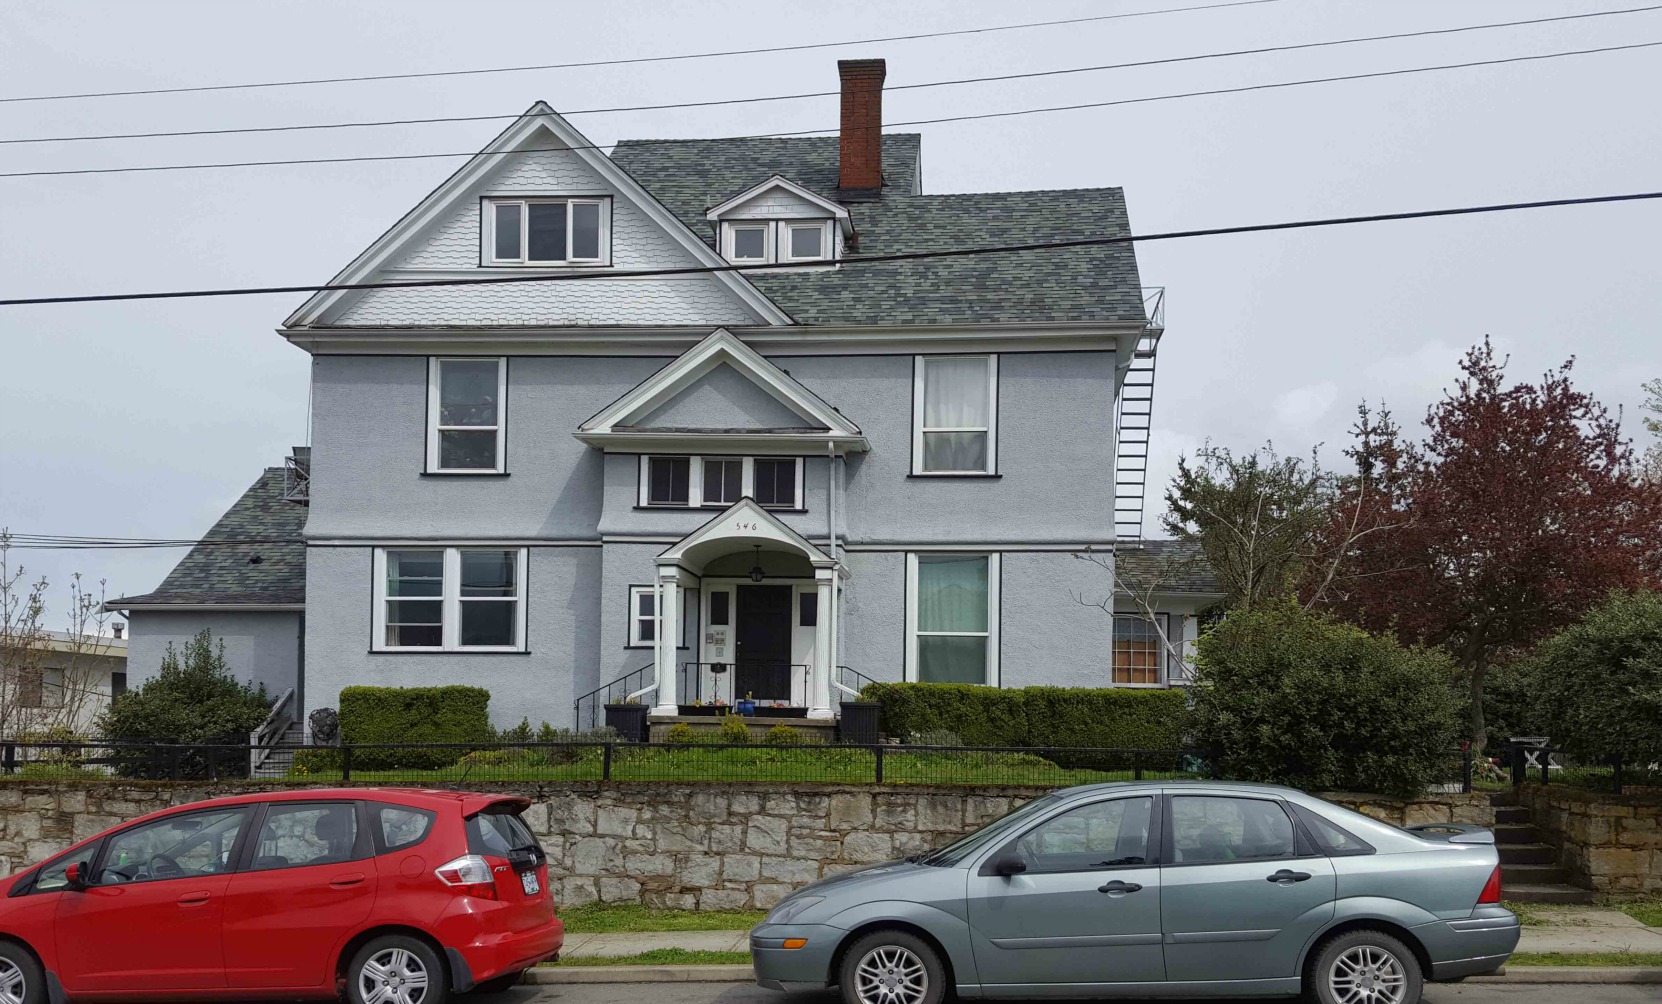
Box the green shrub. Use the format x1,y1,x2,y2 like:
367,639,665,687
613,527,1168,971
913,729,963,747
861,682,1189,751
1515,590,1662,770
1188,601,1463,797
338,685,492,770
762,724,806,746
495,717,534,743
289,748,341,775
665,722,698,744
458,747,534,768
716,714,751,745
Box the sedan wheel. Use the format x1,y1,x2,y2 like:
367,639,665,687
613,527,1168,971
839,930,944,1004
1306,929,1422,1004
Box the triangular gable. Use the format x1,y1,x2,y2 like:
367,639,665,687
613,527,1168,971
578,329,866,451
283,103,792,328
707,175,853,237
630,362,818,431
658,498,834,569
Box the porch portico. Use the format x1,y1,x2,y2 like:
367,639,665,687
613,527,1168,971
645,499,844,720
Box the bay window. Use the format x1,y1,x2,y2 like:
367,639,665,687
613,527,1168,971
906,552,1001,685
640,455,802,509
427,357,506,473
913,355,998,474
374,547,527,651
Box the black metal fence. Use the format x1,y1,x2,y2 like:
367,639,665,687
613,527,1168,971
1507,743,1658,795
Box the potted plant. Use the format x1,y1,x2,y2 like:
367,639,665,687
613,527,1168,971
736,692,756,717
604,698,648,742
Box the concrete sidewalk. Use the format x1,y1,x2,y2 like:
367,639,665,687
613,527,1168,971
562,930,751,957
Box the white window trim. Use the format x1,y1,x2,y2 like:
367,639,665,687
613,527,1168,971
1111,613,1172,688
912,354,999,475
720,220,834,265
372,547,528,652
427,357,507,474
628,584,657,648
638,455,804,510
481,197,611,266
903,552,1001,686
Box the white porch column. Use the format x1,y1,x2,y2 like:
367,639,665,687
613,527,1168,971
651,567,682,717
808,567,836,720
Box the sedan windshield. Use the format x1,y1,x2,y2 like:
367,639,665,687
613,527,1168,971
918,793,1062,867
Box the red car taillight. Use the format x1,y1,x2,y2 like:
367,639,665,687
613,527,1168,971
435,854,498,900
1477,864,1503,905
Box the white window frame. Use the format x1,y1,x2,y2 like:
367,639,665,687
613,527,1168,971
481,197,611,266
912,354,999,475
720,220,833,265
627,585,658,648
903,552,1001,686
426,357,507,474
638,455,804,510
372,547,528,652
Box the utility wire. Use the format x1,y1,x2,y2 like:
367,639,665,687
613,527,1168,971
0,0,1287,104
1,190,1657,309
5,40,1655,180
7,5,1654,147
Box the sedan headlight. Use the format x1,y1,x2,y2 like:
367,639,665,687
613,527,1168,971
766,895,824,925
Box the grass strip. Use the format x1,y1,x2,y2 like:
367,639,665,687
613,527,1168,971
1604,899,1662,928
1502,901,1545,926
1507,951,1662,967
542,948,753,968
559,903,764,933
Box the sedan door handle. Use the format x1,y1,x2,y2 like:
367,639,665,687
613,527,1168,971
177,891,211,906
1098,880,1143,895
1267,869,1312,884
329,872,367,887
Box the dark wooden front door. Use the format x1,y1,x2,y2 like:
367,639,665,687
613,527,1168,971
736,585,793,701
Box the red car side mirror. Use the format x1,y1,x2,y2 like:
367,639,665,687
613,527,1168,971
64,862,89,891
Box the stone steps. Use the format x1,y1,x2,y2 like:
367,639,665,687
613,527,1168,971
1493,805,1530,825
1501,882,1596,905
1486,791,1597,906
1498,842,1559,865
1503,862,1572,886
1493,823,1542,844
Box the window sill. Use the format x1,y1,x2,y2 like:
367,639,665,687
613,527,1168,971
368,649,531,655
624,644,691,650
632,505,806,513
479,261,611,269
906,473,1002,480
421,471,510,478
1108,681,1170,689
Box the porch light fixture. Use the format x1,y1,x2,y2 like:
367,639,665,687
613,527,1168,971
749,545,766,583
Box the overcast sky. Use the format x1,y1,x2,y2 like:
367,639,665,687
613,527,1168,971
2,0,1659,625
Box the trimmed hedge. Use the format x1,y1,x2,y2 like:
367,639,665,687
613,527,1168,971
860,682,1188,750
338,685,493,769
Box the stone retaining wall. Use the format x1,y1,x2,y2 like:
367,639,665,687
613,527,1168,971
1514,784,1662,893
0,781,1494,910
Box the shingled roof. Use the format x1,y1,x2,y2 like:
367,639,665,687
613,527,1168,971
105,468,306,608
609,134,1148,326
1113,538,1224,596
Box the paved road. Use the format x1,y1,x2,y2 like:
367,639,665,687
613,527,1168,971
471,982,1662,1004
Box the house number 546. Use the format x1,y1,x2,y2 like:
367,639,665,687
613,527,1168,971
734,521,759,531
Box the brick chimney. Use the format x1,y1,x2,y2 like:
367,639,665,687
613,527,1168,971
837,58,886,198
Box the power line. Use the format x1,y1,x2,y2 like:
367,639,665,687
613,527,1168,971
2,190,1656,309
8,5,1654,147
0,0,1287,105
5,40,1654,180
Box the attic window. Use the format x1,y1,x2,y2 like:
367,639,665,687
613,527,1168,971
720,220,832,265
484,197,609,265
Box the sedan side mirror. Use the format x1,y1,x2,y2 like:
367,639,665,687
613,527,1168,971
992,853,1028,877
64,862,89,891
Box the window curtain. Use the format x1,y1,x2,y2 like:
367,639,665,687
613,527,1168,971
923,357,989,471
917,555,989,684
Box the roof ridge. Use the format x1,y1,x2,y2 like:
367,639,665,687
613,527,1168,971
613,133,923,147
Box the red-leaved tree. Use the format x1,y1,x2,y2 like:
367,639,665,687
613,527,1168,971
1315,339,1662,749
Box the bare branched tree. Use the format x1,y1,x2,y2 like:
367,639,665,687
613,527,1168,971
0,531,116,737
1072,544,1196,681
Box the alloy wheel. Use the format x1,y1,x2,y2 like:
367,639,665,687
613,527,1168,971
0,959,24,1004
359,946,430,1004
1328,944,1408,1004
853,944,929,1004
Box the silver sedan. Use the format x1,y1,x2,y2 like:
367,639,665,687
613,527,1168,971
751,781,1519,1003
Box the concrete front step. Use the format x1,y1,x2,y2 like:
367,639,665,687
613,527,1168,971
1499,842,1559,865
1503,863,1572,885
1502,882,1596,905
1492,805,1530,825
1493,823,1542,844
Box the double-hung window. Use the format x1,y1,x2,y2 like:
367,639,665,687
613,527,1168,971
640,456,802,509
913,355,997,474
1112,614,1181,686
720,220,833,264
427,358,506,473
628,585,657,647
905,552,1000,685
374,547,527,651
484,197,609,265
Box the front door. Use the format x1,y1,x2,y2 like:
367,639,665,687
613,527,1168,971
967,795,1165,990
736,584,793,700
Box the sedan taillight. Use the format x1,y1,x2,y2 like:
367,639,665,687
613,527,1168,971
1477,864,1503,905
435,854,498,900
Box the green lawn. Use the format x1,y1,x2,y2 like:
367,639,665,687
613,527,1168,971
1604,898,1662,928
541,948,753,968
1507,951,1662,967
1502,901,1546,926
559,903,765,934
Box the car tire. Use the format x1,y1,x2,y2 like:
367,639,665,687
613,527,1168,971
1304,928,1424,1004
471,970,524,994
0,942,46,1004
346,934,448,1004
838,929,946,1004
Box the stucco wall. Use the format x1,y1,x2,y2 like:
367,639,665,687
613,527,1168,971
126,610,301,702
303,545,599,730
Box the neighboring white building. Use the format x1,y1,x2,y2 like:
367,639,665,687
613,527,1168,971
1,630,128,735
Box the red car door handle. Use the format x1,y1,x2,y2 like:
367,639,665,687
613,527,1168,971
330,873,367,887
177,891,211,905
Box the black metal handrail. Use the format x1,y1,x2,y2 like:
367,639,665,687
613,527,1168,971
572,664,653,730
834,665,878,700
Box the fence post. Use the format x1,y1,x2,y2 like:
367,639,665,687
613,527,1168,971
1133,754,1143,782
1462,745,1473,794
1540,750,1550,786
207,746,218,782
147,744,161,781
1612,755,1623,796
341,745,353,782
602,742,613,782
874,744,884,784
1,743,14,775
1509,742,1526,787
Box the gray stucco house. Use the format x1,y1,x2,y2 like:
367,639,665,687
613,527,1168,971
110,59,1215,737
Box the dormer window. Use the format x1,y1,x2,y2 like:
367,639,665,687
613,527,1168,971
483,197,610,266
719,220,833,265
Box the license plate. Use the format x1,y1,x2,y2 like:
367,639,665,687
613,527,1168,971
521,871,540,896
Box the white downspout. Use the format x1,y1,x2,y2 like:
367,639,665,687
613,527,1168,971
827,441,838,702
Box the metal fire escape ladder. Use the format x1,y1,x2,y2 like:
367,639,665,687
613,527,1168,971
1115,289,1165,541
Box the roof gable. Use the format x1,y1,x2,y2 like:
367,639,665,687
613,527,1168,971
284,104,792,328
629,362,821,431
658,498,833,569
707,175,852,236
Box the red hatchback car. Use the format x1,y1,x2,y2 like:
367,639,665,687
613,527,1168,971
0,788,562,1003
